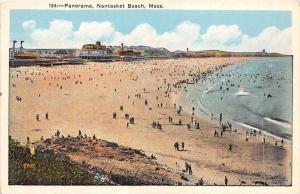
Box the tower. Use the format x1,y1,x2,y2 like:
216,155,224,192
11,40,17,58
121,43,124,55
20,41,24,52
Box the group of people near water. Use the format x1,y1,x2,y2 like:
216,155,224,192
11,58,290,186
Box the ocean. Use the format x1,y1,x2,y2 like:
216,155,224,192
187,57,293,140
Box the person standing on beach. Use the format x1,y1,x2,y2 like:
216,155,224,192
229,144,233,151
185,162,189,172
56,130,60,137
175,162,180,172
182,141,185,151
174,142,177,151
45,112,49,120
224,176,228,186
187,124,191,130
36,114,39,121
219,113,223,126
262,136,266,144
188,164,193,175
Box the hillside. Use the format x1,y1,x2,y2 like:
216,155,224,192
9,136,192,185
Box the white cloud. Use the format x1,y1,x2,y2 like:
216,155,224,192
229,26,292,54
22,20,36,30
111,23,159,46
25,20,117,49
74,21,115,43
202,25,242,45
111,21,201,51
28,20,75,48
22,19,292,54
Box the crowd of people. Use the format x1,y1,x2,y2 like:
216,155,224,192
10,57,289,186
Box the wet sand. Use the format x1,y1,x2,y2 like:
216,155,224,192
9,57,292,185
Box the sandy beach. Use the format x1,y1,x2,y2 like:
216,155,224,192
9,57,292,185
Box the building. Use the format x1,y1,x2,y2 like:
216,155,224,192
82,41,106,50
14,52,37,59
9,41,84,67
118,49,141,56
79,41,118,61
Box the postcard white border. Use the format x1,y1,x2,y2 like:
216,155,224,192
1,0,300,194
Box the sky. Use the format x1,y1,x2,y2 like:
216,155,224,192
10,10,292,54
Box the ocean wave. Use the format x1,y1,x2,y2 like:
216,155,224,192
232,119,263,131
204,89,219,94
234,90,257,98
234,90,251,96
191,95,210,115
263,117,292,129
186,57,292,140
232,119,290,141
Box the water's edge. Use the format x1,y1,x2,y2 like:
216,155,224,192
180,57,292,141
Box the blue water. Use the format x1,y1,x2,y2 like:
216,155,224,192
187,57,293,139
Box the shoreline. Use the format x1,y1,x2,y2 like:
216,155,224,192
9,57,292,185
180,91,292,144
178,57,292,144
